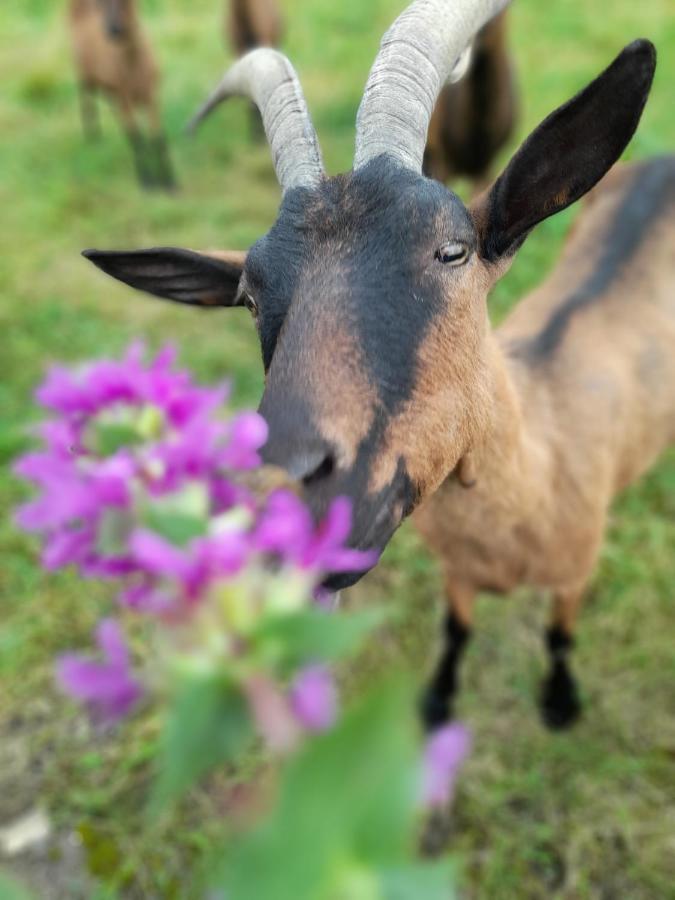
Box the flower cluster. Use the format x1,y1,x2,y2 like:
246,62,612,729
15,344,470,815
15,344,374,736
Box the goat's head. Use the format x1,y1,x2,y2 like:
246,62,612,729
98,0,132,40
85,0,655,588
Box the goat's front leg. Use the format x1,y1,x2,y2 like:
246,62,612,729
146,102,177,190
79,82,100,140
540,588,583,729
420,583,474,732
116,97,153,188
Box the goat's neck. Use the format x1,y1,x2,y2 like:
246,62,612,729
469,333,548,511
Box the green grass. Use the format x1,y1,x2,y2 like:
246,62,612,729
1,1,674,897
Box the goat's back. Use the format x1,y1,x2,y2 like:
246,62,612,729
502,157,675,495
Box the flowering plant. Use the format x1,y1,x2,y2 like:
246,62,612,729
14,344,469,899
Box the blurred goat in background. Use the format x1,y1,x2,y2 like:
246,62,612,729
68,0,176,189
424,10,517,192
225,0,284,138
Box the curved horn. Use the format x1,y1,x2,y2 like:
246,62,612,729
187,49,324,193
354,0,510,172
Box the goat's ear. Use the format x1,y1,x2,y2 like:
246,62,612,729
471,40,656,262
82,247,247,307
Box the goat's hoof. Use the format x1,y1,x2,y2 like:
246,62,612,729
419,690,454,733
540,667,581,730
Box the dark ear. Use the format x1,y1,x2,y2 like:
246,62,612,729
82,247,247,307
472,40,656,262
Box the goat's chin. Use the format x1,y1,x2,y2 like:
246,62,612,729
322,567,371,591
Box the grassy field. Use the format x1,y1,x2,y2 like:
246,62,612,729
1,0,674,897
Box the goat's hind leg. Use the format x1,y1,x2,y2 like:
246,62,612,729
420,583,474,732
540,587,583,729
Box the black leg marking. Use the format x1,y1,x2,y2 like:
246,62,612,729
420,613,471,732
152,133,178,191
540,626,582,730
127,129,154,189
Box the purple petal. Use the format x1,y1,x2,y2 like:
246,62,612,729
36,366,91,415
221,412,268,469
41,528,92,571
95,618,129,668
254,490,313,560
422,723,472,809
321,546,379,574
82,557,137,579
289,665,338,733
119,581,174,614
129,529,192,580
56,620,142,725
312,497,353,553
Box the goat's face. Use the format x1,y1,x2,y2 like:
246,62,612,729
98,0,131,40
85,33,655,587
85,156,493,586
249,157,492,581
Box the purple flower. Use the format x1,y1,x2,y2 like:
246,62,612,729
289,665,338,733
127,527,250,611
220,411,268,470
254,491,378,575
34,343,226,430
422,723,471,809
15,343,388,737
56,619,142,725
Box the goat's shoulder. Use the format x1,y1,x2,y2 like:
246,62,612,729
498,156,675,367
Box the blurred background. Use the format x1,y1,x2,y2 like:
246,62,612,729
1,0,674,897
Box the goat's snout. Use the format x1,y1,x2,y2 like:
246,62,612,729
261,437,337,489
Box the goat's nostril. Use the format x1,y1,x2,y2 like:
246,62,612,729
302,451,335,487
260,435,337,486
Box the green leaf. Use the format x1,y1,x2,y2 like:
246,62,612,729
254,607,387,672
0,872,33,900
142,510,207,546
90,422,142,457
142,482,210,546
150,674,251,817
96,508,133,557
379,861,457,900
213,676,420,900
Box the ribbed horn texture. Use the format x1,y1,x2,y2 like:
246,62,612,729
186,49,324,193
354,0,510,173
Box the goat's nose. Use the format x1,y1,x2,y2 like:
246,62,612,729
262,441,336,487
293,447,336,486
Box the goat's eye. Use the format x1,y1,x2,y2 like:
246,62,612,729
241,292,258,317
435,242,469,266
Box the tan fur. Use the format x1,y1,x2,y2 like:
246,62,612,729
289,305,379,471
226,0,283,56
68,0,175,188
68,0,159,129
414,160,675,633
369,263,493,498
424,10,516,192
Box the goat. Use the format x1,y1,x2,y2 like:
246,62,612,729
424,10,517,192
225,0,283,139
83,0,667,732
68,0,175,189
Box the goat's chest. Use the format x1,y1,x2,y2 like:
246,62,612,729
412,475,598,595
